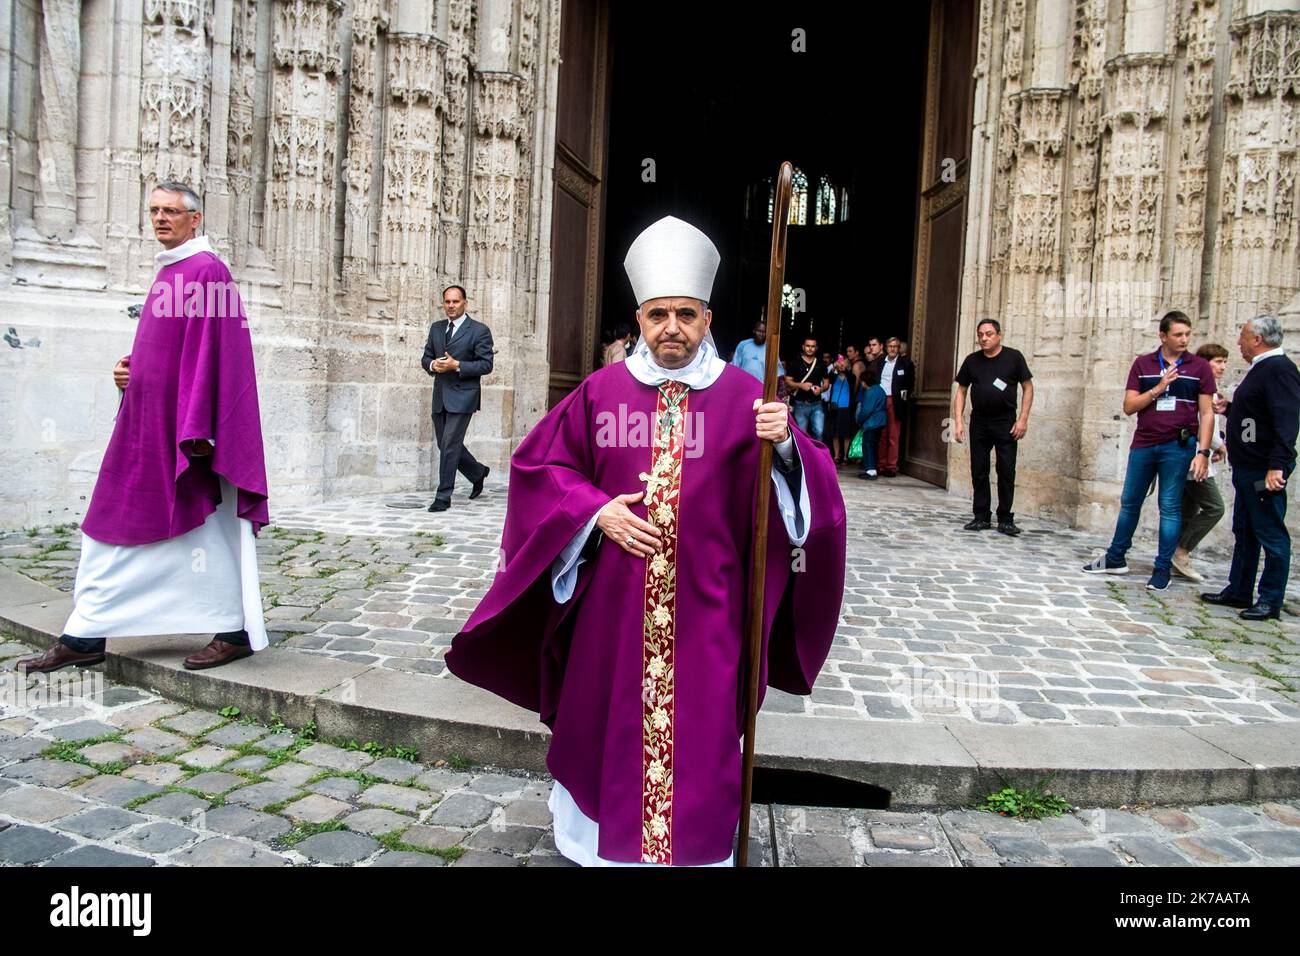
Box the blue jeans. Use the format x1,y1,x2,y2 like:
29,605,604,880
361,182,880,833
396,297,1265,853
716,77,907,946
859,427,882,474
792,401,824,441
1227,466,1292,606
1105,440,1196,573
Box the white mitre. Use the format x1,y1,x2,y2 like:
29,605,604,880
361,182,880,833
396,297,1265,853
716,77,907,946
623,216,720,306
621,216,726,388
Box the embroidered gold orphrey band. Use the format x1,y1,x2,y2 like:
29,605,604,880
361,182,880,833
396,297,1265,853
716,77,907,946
639,380,688,863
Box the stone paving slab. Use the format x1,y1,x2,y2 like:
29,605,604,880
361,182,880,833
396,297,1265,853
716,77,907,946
113,821,198,854
4,477,1300,821
2,560,1299,809
285,794,352,824
7,476,1297,730
72,774,162,807
0,786,89,823
3,664,1300,867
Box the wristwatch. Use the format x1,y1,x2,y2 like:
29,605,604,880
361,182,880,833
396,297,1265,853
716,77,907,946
1197,448,1212,458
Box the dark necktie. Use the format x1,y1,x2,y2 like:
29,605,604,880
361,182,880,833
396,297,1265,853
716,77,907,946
447,319,455,342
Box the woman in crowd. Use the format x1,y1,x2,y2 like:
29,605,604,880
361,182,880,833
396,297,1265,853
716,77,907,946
828,355,854,464
1172,342,1230,581
855,364,887,480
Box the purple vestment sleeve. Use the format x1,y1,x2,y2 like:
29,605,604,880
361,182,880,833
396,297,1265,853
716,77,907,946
81,253,268,545
755,425,847,701
446,379,614,718
173,258,269,532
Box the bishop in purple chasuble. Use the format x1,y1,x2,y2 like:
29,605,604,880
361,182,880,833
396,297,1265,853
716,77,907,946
447,354,846,865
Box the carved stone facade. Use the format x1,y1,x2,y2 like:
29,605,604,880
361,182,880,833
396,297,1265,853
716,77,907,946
960,0,1300,539
0,0,563,527
2,0,1298,546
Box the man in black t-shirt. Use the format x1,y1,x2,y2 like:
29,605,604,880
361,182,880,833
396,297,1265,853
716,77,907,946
784,336,829,439
953,318,1035,535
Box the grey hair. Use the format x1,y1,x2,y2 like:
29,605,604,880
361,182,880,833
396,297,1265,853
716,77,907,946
1251,314,1284,347
152,181,202,212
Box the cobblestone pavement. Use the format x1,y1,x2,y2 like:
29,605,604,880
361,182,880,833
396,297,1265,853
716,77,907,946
4,472,1297,728
2,650,1299,867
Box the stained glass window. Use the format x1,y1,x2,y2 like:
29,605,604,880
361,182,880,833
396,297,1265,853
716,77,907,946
815,175,837,225
790,168,808,226
765,170,811,226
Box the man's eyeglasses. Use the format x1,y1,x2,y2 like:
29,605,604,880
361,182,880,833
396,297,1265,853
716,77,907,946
149,206,193,218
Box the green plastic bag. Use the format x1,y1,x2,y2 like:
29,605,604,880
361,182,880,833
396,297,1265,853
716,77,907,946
847,428,863,462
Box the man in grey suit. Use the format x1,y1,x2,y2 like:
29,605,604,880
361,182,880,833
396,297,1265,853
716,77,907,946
421,285,494,512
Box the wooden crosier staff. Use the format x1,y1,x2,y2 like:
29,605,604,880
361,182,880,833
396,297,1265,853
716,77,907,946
737,161,793,867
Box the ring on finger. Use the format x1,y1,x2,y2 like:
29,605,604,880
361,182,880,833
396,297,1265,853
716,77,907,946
625,535,635,548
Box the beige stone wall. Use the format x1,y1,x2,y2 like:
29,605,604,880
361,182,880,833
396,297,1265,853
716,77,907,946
0,0,561,529
4,0,1298,553
956,0,1300,547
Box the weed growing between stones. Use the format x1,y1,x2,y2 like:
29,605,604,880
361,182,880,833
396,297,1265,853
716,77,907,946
979,777,1073,820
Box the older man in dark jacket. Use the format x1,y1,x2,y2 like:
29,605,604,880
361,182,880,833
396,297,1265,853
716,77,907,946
1202,315,1300,620
421,285,495,512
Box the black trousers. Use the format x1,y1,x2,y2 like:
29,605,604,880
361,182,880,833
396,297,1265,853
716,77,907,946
432,409,487,504
969,414,1018,522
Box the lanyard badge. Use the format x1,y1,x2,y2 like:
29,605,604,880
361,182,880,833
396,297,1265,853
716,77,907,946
1155,352,1183,411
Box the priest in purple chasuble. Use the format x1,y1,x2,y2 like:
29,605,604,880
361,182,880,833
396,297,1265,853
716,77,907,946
17,182,270,676
447,217,847,866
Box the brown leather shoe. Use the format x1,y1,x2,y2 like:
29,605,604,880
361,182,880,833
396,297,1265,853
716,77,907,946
16,643,105,674
183,639,254,671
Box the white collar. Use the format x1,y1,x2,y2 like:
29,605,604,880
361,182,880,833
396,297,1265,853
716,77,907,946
154,235,214,267
624,337,726,389
1252,346,1285,366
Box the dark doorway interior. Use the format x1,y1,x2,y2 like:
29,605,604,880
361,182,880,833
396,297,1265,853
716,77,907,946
600,3,930,367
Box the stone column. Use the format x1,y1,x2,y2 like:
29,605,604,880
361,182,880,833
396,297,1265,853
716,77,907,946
1065,0,1109,356
204,0,235,259
989,0,1076,520
320,0,446,497
1241,0,1299,14
1124,0,1168,53
140,0,210,194
475,0,511,71
438,0,471,284
33,0,80,240
227,0,259,268
0,0,16,270
338,0,390,309
380,28,443,313
76,0,112,240
510,0,551,441
1210,4,1300,331
1169,1,1222,312
1075,0,1175,527
463,0,539,473
1030,0,1071,88
105,0,145,282
264,0,343,317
